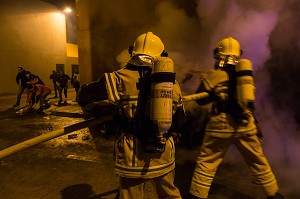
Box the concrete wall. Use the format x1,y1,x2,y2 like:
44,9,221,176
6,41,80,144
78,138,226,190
76,0,93,85
75,0,165,85
76,0,133,85
0,0,72,95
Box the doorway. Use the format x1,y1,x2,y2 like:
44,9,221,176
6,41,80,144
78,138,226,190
56,64,65,73
71,64,79,75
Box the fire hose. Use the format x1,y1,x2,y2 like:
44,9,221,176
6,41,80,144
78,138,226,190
0,92,208,159
182,92,209,102
0,115,113,159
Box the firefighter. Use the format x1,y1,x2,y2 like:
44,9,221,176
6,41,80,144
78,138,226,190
189,37,284,199
78,32,185,199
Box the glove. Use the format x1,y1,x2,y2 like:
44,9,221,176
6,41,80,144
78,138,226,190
171,132,182,144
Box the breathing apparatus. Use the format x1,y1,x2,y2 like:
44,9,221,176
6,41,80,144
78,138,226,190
235,58,255,111
127,32,175,153
149,57,175,151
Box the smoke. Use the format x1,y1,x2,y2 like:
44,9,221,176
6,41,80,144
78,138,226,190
195,0,279,70
88,0,300,196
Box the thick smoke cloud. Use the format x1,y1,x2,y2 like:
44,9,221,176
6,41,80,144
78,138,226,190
91,0,300,196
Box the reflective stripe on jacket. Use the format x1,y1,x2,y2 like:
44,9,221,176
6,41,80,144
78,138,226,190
105,68,183,178
201,69,257,138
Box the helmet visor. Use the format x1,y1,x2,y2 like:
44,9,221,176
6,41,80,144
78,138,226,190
216,54,239,67
127,54,154,67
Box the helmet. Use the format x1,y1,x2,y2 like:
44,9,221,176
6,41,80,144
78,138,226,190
214,37,242,67
128,32,164,67
132,32,164,58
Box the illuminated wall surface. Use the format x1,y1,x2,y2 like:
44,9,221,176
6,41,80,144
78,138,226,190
0,0,77,95
66,43,78,58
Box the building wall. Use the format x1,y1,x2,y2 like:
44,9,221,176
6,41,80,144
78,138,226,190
76,0,93,85
75,0,162,85
66,43,79,76
76,0,130,85
0,0,77,95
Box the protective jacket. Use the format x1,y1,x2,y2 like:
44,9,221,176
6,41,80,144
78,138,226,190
79,65,185,179
196,69,257,138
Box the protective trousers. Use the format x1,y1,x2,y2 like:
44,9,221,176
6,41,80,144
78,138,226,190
190,134,279,198
118,170,182,199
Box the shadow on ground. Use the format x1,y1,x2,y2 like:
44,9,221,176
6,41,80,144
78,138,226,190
61,184,118,199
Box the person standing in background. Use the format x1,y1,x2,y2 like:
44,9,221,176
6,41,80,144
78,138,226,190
13,66,29,107
71,68,80,102
49,70,59,98
57,70,70,104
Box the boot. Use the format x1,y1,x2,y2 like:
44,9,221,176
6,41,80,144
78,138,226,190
13,103,19,107
267,192,284,199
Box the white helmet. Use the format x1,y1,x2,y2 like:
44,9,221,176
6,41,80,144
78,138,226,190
128,32,165,67
214,37,242,67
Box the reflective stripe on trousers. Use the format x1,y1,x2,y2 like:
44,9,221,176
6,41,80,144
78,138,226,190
118,170,182,199
190,134,279,198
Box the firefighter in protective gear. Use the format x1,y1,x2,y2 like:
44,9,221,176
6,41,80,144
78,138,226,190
189,37,284,199
78,32,185,199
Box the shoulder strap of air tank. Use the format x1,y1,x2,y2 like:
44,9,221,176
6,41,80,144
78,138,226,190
104,72,120,103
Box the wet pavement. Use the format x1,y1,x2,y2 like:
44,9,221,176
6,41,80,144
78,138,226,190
0,89,297,199
0,89,121,199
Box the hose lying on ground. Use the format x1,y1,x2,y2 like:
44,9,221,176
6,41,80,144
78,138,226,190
0,115,113,159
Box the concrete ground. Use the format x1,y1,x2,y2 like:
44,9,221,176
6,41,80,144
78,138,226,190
0,89,122,199
0,89,297,199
